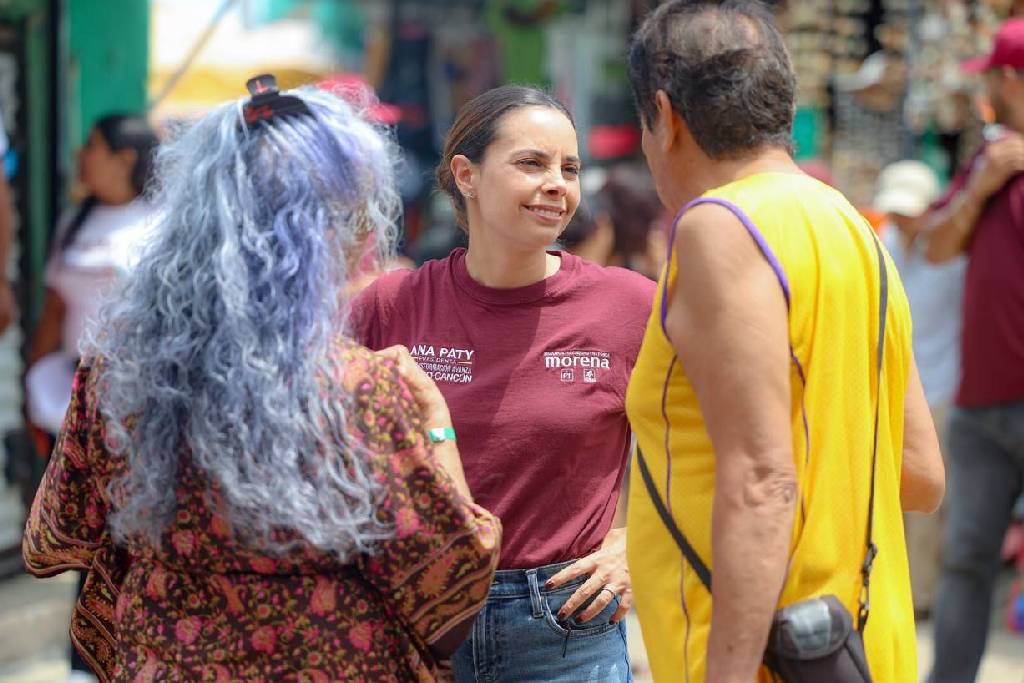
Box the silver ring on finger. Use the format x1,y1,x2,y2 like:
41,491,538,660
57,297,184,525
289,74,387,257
600,587,618,600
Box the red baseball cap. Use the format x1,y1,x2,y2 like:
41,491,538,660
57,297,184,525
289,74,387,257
963,19,1024,73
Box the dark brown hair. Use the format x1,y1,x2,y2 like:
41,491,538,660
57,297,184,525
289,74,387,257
62,114,160,251
436,85,574,231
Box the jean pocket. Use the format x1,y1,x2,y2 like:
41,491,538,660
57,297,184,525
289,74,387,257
540,579,620,639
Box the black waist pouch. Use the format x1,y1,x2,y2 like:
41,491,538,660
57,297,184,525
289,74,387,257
763,595,872,683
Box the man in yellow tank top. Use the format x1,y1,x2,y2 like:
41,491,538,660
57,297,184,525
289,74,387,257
623,2,946,681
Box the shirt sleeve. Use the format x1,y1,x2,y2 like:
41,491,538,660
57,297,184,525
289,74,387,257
352,355,501,647
22,361,114,575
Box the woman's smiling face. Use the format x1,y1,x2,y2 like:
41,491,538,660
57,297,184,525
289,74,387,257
465,106,581,251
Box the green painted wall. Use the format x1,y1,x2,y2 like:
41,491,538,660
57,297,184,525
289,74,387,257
68,0,148,146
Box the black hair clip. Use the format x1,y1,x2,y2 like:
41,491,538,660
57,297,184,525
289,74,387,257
242,73,311,128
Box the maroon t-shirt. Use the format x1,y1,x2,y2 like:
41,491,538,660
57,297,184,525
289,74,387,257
933,146,1024,407
351,249,655,568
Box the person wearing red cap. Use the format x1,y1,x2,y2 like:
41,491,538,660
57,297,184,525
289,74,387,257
922,17,1024,683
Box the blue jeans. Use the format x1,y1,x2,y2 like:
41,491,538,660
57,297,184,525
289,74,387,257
928,401,1024,683
452,560,632,682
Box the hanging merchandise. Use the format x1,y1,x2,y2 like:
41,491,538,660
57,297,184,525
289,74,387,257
781,0,834,159
830,0,912,205
832,50,907,205
783,0,833,110
782,0,922,205
905,1,1003,176
783,0,1012,198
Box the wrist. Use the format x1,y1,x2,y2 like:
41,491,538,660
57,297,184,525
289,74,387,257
427,426,456,444
601,526,626,549
964,173,994,204
955,188,986,234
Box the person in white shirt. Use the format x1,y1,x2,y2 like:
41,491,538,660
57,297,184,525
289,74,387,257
25,113,158,683
27,115,159,438
877,160,966,618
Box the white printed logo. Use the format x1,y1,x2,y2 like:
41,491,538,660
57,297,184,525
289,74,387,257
409,343,475,384
544,350,611,385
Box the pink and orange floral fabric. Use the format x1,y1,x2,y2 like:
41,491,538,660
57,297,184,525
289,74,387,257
23,343,500,681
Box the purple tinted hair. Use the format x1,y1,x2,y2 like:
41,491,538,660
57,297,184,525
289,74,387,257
86,88,400,559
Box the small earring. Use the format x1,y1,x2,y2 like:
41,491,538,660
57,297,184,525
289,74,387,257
465,191,475,199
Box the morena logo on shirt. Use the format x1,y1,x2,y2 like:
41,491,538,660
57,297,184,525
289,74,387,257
543,350,611,384
409,343,475,384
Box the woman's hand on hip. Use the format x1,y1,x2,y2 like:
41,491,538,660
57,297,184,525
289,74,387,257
544,527,631,624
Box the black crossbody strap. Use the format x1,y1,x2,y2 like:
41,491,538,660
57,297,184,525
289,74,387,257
638,226,889,633
636,446,712,591
858,232,888,630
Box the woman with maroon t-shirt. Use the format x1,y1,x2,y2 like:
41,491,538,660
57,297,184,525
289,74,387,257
352,86,654,680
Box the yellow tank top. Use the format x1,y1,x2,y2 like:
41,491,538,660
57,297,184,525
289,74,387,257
625,172,916,682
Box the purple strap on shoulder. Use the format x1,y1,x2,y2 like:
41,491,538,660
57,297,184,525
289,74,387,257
660,197,790,338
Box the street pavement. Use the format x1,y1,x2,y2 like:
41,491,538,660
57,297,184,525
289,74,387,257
0,570,1021,682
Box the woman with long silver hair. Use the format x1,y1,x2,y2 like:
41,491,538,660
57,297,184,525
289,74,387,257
23,75,500,682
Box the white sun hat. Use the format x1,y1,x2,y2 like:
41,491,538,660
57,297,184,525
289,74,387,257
873,160,941,217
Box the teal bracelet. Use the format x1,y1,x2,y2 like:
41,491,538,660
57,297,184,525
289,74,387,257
427,427,456,444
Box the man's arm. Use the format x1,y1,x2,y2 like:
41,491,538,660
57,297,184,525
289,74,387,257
900,355,945,513
926,133,1024,263
664,203,796,682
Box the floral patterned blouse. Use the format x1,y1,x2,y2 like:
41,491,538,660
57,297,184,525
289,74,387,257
22,343,501,682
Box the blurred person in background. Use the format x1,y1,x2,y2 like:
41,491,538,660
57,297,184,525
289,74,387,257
923,18,1024,683
875,160,965,621
557,194,616,264
26,114,159,446
23,113,159,683
23,77,499,681
624,1,943,680
559,164,667,279
0,116,15,334
353,84,654,681
600,164,667,279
